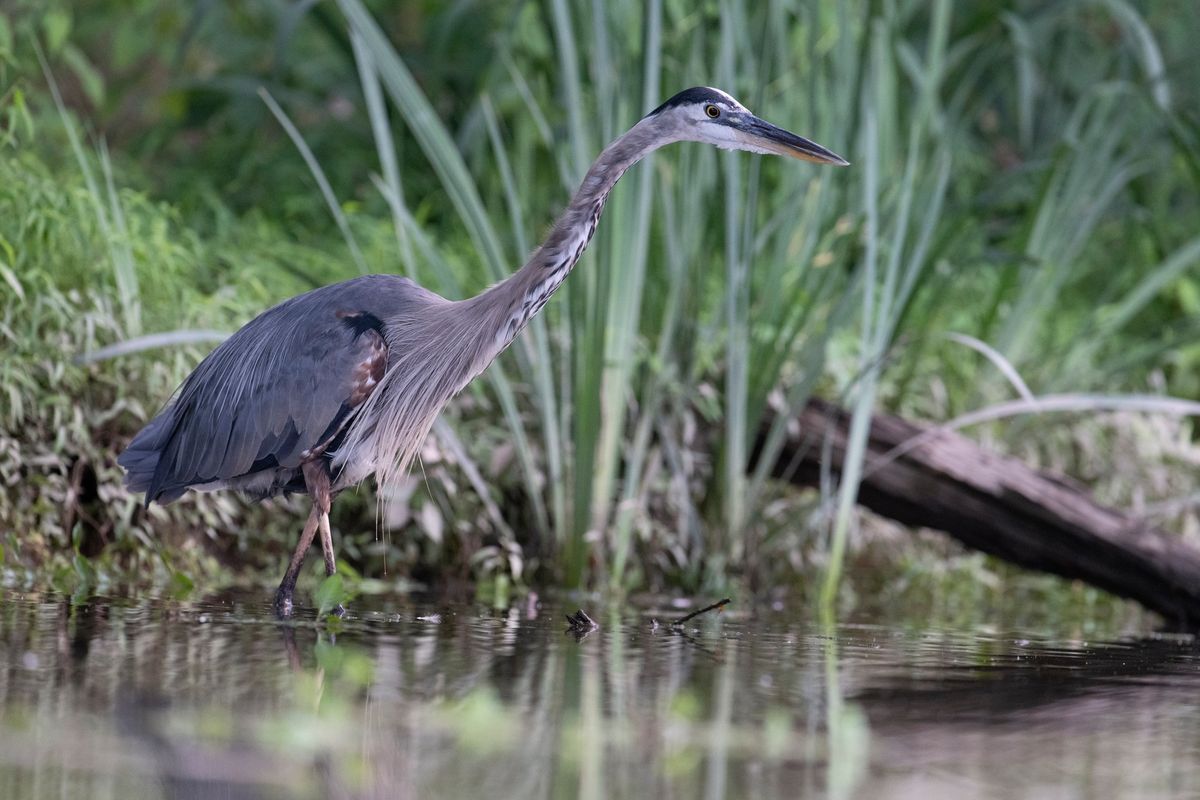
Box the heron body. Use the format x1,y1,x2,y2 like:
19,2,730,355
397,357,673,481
119,87,847,614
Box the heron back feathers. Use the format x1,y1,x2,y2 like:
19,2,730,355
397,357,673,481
119,274,438,504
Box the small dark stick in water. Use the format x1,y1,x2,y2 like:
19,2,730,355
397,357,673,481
671,598,731,627
565,609,598,631
565,609,599,642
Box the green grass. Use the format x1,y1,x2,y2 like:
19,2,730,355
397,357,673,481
2,0,1200,607
331,0,1200,598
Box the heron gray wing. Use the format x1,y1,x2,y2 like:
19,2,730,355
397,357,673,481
120,274,428,504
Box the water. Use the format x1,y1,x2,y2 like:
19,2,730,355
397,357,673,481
0,589,1198,799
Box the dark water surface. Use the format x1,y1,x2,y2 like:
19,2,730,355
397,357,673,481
0,590,1198,799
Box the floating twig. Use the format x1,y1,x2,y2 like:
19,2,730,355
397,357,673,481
671,598,731,627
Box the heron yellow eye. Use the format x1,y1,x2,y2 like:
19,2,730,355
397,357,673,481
705,104,721,119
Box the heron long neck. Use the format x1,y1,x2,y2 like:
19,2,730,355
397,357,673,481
471,120,665,351
339,119,668,493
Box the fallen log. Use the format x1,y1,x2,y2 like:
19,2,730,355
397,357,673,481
761,398,1200,628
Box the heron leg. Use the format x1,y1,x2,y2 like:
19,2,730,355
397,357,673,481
317,511,346,617
303,459,345,616
318,512,337,577
274,505,320,617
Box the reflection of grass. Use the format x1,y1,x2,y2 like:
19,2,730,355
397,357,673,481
169,626,859,797
142,646,836,795
439,687,523,755
5,591,1189,798
421,684,838,780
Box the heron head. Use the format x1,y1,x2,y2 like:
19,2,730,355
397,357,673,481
646,86,848,166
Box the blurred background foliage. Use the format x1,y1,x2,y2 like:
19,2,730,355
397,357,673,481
1,0,1199,609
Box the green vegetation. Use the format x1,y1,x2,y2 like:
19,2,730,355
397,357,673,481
2,1,1199,608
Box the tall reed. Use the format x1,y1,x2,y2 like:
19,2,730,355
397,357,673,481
328,0,1197,594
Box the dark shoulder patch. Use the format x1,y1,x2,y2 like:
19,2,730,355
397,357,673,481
336,309,385,339
648,86,727,117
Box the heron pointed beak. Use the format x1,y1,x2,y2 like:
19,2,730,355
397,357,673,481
739,115,849,166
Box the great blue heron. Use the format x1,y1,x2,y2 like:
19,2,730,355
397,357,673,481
119,86,847,615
